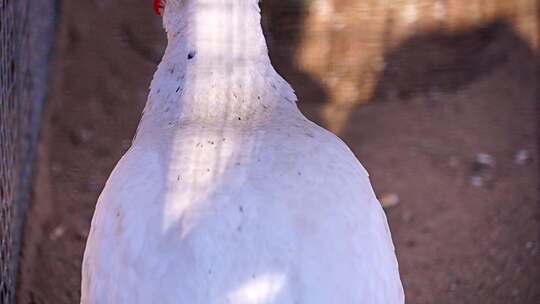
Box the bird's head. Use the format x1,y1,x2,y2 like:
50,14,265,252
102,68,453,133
153,0,166,15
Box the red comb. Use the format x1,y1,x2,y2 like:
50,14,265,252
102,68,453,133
153,0,164,15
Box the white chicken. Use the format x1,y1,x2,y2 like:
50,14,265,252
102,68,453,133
81,0,404,303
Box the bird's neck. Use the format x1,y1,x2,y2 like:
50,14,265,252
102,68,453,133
165,0,268,65
142,0,297,126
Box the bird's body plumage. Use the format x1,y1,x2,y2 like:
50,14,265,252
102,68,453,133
81,0,404,303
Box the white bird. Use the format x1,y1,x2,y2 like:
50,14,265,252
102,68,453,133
81,0,404,303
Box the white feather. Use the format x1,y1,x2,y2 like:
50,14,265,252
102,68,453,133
81,0,404,303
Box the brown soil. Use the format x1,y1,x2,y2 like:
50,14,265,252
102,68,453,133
17,1,539,303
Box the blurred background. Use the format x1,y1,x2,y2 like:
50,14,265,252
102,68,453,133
0,0,538,303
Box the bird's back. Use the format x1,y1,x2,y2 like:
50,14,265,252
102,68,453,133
82,115,403,304
82,0,403,302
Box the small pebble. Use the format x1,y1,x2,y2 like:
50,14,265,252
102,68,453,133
49,225,66,241
514,149,530,165
379,193,400,209
470,176,484,187
476,153,495,167
470,153,496,187
79,128,93,143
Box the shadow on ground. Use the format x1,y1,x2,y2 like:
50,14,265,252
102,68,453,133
340,19,539,303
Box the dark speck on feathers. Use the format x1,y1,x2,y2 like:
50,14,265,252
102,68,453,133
238,117,242,121
187,50,196,60
257,96,261,100
176,86,181,93
177,175,180,181
238,206,244,213
297,172,302,176
237,225,242,232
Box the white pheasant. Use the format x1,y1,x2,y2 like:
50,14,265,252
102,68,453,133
81,0,404,303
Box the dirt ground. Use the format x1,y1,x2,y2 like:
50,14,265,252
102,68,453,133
16,0,539,303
